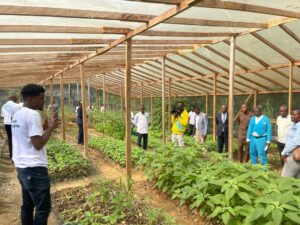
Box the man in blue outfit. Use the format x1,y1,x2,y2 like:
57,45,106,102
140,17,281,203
246,106,272,165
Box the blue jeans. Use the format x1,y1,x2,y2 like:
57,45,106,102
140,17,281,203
17,167,51,225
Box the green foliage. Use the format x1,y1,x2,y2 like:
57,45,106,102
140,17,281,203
47,139,91,181
88,136,144,167
92,111,125,140
55,179,177,225
138,146,300,225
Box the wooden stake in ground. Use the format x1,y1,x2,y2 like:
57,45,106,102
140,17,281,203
168,78,172,133
288,62,294,113
103,75,106,111
228,36,236,160
60,74,66,141
80,64,88,155
125,39,132,184
50,78,54,119
212,74,217,142
162,56,166,145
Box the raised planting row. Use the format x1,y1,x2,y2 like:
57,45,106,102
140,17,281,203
53,179,177,225
138,146,300,225
47,139,91,181
88,136,144,167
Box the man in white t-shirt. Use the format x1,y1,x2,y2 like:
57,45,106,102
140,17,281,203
1,95,18,159
12,84,59,225
133,105,149,150
276,105,292,167
188,106,196,136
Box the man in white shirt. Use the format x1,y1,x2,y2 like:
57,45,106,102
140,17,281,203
1,95,18,159
12,84,59,225
276,105,292,167
133,105,149,150
188,106,196,136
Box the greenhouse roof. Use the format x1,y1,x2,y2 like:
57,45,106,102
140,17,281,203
0,0,300,97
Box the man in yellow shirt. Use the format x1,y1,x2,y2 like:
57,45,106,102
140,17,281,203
171,102,189,147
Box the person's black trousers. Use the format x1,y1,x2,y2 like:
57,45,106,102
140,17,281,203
17,167,51,225
188,124,195,136
137,133,148,150
217,132,228,153
277,141,285,167
4,124,12,159
77,123,84,144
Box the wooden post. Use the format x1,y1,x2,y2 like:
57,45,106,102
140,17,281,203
87,78,91,126
80,64,88,155
50,78,54,118
120,88,124,112
125,39,132,183
213,74,217,142
288,62,293,113
103,75,106,111
162,57,166,144
205,92,209,114
76,82,79,103
228,36,236,160
168,78,172,133
140,82,143,105
150,94,153,123
253,91,257,108
60,74,66,141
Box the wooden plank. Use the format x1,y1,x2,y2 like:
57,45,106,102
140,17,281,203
288,62,293,113
0,38,212,45
213,74,217,142
50,78,54,118
125,39,132,184
39,0,204,83
252,33,296,62
253,90,257,107
80,64,88,155
162,57,166,145
0,5,267,28
60,74,66,141
168,78,172,133
142,30,238,37
228,36,235,160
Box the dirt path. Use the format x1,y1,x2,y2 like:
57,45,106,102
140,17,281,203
0,141,58,225
57,129,208,225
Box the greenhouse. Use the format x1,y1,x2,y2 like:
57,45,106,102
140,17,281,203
0,0,300,225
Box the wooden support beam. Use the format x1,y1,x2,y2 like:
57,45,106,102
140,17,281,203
140,82,144,105
80,64,88,155
125,39,132,184
60,74,66,141
213,74,217,142
39,0,205,84
50,78,54,118
168,78,172,133
162,57,166,145
228,36,236,160
288,62,294,113
253,91,257,108
103,75,106,111
150,94,153,124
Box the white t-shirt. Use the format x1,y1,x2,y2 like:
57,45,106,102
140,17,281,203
195,114,200,129
189,111,196,125
133,112,149,134
12,107,48,168
1,100,18,125
277,115,292,144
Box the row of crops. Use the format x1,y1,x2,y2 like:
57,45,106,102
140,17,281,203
46,139,178,224
85,112,300,225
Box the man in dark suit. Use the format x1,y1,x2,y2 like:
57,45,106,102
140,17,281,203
216,105,228,153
